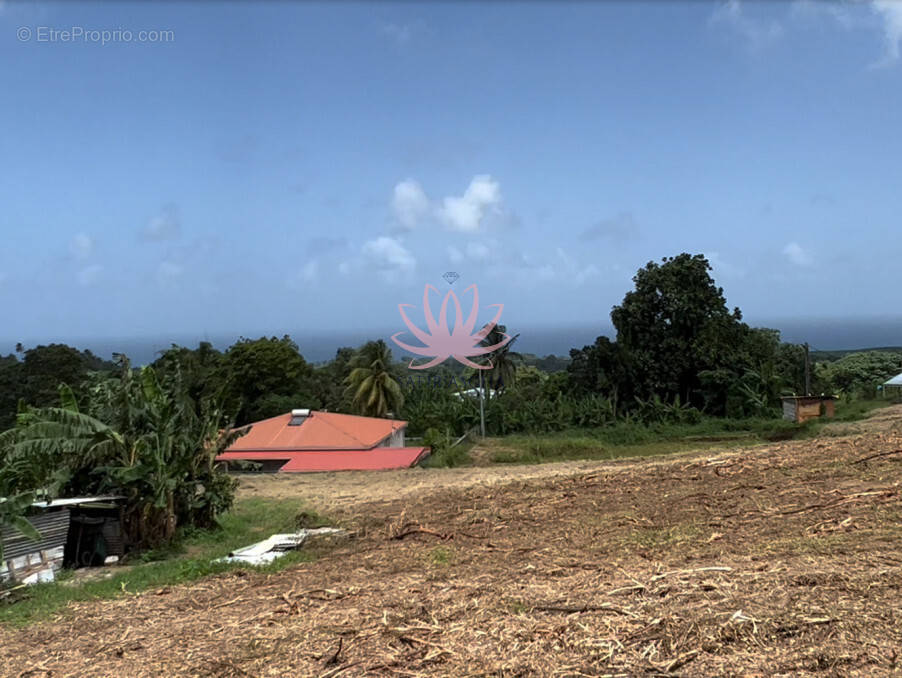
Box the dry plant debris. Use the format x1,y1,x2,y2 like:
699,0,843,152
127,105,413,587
2,407,902,677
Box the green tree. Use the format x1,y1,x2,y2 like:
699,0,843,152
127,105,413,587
567,336,633,412
19,344,112,408
313,347,356,411
775,342,808,395
152,341,225,409
0,354,22,430
218,336,319,424
611,253,746,410
475,324,522,396
345,340,403,417
817,351,902,397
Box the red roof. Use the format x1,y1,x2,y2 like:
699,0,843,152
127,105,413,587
216,447,429,472
226,411,406,452
216,411,426,472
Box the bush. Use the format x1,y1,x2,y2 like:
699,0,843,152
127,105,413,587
420,427,470,468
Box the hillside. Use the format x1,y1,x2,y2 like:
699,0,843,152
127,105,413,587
2,406,901,676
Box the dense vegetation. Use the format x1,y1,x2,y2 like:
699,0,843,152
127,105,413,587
0,358,237,560
2,252,900,555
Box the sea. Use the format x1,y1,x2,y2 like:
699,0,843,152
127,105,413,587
7,317,902,366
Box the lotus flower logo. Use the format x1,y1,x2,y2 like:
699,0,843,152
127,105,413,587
391,284,512,369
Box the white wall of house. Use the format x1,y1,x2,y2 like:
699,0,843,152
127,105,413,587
387,428,405,447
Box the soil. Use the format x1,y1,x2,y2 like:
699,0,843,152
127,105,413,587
2,406,902,677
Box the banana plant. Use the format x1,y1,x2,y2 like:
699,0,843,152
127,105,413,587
0,359,237,551
0,491,40,565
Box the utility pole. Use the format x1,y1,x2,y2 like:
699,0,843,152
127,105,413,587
478,369,486,437
804,342,811,396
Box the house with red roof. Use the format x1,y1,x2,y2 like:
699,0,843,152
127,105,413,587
215,409,429,473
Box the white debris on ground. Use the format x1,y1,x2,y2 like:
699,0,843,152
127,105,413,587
217,527,345,566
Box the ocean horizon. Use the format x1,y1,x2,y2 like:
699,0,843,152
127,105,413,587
5,317,902,367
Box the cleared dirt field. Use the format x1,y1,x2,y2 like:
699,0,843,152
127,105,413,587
2,407,902,677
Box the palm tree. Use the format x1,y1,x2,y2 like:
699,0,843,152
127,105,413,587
345,340,404,418
478,324,522,396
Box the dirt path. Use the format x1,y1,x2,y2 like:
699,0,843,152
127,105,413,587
3,406,902,677
237,404,902,513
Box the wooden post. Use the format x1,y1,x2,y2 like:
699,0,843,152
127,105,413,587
479,370,486,438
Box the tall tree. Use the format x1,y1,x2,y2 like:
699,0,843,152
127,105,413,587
311,347,356,412
218,336,319,424
611,253,745,409
567,336,633,413
345,340,403,418
477,324,522,396
20,344,108,407
0,354,22,429
152,341,225,408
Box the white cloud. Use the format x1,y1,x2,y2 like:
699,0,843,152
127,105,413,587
156,260,184,286
554,247,600,286
782,241,814,267
301,260,318,283
706,251,747,278
466,241,491,261
710,0,783,52
142,206,181,241
70,232,94,260
793,0,902,68
76,264,102,286
287,260,320,290
492,247,598,287
536,264,556,281
381,21,413,45
580,212,640,242
436,175,502,233
791,0,856,29
871,0,902,66
363,236,416,280
447,246,464,264
388,175,506,233
391,179,430,230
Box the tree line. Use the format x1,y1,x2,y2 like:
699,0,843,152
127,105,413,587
2,253,900,435
3,252,901,556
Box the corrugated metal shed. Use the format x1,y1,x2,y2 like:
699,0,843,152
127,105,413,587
884,373,902,387
2,496,126,584
0,510,70,561
29,495,122,509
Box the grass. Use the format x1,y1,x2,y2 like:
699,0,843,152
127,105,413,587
428,546,454,566
490,422,785,465
819,398,891,423
0,498,330,627
488,400,894,465
421,440,474,468
625,523,703,550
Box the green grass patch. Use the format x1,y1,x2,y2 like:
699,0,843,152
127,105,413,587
824,398,891,423
0,498,331,627
624,523,703,550
421,441,473,468
486,402,894,466
427,546,454,566
489,419,789,465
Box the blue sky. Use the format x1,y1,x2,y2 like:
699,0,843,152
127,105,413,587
1,0,901,348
